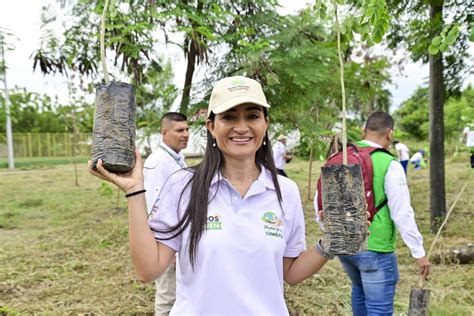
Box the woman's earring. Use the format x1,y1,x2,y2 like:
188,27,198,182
212,138,217,147
263,139,267,146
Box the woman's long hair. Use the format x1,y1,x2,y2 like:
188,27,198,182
155,108,283,267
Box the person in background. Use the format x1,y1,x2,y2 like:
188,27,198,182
462,125,474,168
393,140,410,174
409,149,425,171
316,112,430,316
272,134,292,177
89,76,333,315
143,112,189,315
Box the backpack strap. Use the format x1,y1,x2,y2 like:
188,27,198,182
358,146,394,157
362,146,393,214
376,197,388,211
356,145,393,218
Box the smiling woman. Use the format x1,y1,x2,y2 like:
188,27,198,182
88,76,333,315
208,104,269,168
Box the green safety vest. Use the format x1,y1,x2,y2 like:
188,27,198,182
357,141,397,252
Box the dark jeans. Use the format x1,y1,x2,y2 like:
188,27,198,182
276,168,287,177
400,160,408,174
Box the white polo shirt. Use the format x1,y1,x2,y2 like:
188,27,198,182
463,127,474,147
410,152,422,163
395,142,410,161
143,142,186,214
148,166,306,315
272,141,287,170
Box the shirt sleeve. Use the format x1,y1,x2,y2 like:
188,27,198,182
271,144,278,158
148,171,191,252
143,164,166,214
143,152,179,214
385,161,426,258
283,181,306,257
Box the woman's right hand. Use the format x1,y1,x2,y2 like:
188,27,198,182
88,148,145,194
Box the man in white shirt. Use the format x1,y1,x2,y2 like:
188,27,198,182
409,149,425,170
316,112,430,315
462,126,474,168
393,140,410,174
143,112,189,316
272,134,292,177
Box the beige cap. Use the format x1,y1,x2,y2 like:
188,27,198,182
277,134,286,141
207,76,270,117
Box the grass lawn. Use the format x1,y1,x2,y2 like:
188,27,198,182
0,157,89,169
0,155,473,314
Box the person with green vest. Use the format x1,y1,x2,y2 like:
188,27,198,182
314,112,430,315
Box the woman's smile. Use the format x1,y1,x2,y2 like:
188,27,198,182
229,136,253,144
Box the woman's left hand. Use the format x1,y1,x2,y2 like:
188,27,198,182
88,148,145,194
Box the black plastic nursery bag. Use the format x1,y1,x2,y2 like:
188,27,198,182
91,81,136,173
320,164,369,255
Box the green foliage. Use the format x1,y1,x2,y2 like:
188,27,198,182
470,22,474,41
385,0,472,94
135,58,177,139
344,56,392,120
33,0,160,83
0,88,93,133
395,85,474,141
428,23,460,55
26,0,394,150
315,0,391,46
444,85,474,140
208,5,392,157
394,87,430,140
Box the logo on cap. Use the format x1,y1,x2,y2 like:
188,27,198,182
228,79,250,92
231,78,246,85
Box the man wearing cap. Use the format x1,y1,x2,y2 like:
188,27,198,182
272,134,292,177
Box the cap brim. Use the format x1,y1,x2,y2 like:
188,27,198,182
209,96,270,117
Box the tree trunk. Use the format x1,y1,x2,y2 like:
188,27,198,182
431,244,474,264
429,0,446,233
179,42,197,115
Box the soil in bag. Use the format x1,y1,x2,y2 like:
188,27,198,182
91,81,136,173
321,164,368,255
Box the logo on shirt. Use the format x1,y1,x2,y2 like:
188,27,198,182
261,211,283,238
206,214,222,230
